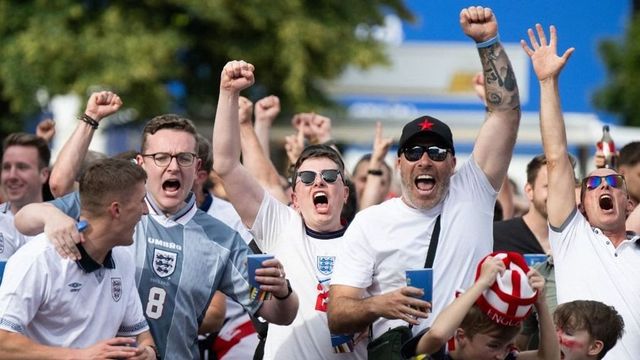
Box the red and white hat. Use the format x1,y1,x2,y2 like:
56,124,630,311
474,252,538,327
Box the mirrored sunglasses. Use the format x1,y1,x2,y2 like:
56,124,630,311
583,174,625,191
402,145,449,162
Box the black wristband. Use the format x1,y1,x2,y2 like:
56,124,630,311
273,279,292,300
146,344,160,360
78,113,99,130
367,169,383,176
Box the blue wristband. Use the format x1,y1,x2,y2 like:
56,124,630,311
476,34,500,48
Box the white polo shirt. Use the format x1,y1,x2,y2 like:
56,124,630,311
0,234,148,347
550,209,640,360
0,202,33,260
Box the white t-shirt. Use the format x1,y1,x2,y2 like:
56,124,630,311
252,193,367,360
207,194,253,243
0,235,148,347
0,202,34,260
550,209,640,360
331,158,496,339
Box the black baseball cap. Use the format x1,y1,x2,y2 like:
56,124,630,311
397,116,455,156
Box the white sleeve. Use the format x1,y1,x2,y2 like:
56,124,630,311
0,245,48,334
330,216,376,288
250,192,299,253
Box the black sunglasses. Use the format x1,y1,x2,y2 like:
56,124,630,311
296,169,342,186
582,174,625,191
402,145,449,162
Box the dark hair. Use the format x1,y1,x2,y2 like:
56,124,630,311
2,133,50,169
353,153,392,183
618,141,640,167
140,114,198,153
460,305,522,343
554,300,624,359
526,154,548,186
79,158,147,217
113,149,139,162
291,144,345,189
527,154,577,187
76,150,108,182
341,177,357,225
196,134,213,173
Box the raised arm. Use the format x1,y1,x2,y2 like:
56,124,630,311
49,91,122,197
212,61,266,228
253,95,280,156
521,24,575,227
460,6,520,190
359,122,392,210
518,270,560,360
238,96,289,204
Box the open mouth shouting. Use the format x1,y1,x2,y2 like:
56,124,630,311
415,174,436,192
598,194,613,211
313,191,329,213
162,178,182,196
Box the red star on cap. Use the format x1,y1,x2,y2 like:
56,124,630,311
418,119,434,131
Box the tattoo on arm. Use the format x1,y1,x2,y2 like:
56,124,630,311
479,43,519,111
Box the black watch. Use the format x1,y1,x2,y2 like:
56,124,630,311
274,279,293,300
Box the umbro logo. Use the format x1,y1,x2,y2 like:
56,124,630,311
68,282,83,293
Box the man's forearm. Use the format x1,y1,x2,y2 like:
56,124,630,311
49,122,95,198
257,293,299,325
14,202,57,235
328,296,378,334
0,331,76,360
479,42,520,114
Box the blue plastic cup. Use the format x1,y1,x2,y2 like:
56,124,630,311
247,254,274,288
405,268,433,302
523,254,547,267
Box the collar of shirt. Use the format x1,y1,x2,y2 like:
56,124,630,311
75,243,115,273
145,191,196,222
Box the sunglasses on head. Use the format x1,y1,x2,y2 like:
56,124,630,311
402,145,449,162
582,174,625,191
296,169,342,186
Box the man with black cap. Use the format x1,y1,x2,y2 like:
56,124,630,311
328,5,521,349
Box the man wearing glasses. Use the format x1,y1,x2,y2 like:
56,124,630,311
14,93,298,359
212,61,366,359
524,24,638,359
328,6,521,347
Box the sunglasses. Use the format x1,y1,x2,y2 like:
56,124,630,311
402,145,449,162
582,174,625,191
296,169,342,186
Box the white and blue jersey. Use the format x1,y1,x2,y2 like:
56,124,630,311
51,192,260,359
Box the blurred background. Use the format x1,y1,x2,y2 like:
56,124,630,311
1,0,639,189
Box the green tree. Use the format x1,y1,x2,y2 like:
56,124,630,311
0,1,413,137
593,12,640,126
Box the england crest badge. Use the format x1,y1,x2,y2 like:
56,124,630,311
153,248,177,278
317,256,335,276
111,277,122,302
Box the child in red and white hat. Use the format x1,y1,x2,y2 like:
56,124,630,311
402,252,559,360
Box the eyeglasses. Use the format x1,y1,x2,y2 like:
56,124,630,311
296,169,342,186
141,152,197,167
582,174,626,191
402,145,449,162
